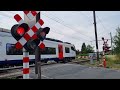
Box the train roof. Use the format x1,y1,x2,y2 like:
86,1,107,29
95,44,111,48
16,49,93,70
64,42,71,44
45,38,63,43
0,28,10,33
45,38,73,45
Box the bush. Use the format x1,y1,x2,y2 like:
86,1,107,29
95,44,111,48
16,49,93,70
105,55,120,68
79,54,89,56
114,54,120,64
105,56,114,68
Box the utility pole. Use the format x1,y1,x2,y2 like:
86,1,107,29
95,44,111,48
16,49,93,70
35,12,41,79
93,11,99,62
110,32,113,55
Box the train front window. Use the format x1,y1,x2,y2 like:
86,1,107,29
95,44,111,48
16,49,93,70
71,46,75,51
65,47,70,53
6,43,23,55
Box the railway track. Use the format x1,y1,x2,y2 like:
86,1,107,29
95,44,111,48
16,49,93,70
68,59,90,64
0,61,58,71
0,61,58,79
0,59,90,79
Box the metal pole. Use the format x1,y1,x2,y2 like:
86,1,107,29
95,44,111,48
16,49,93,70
93,11,99,62
110,32,113,55
35,46,41,79
35,12,41,79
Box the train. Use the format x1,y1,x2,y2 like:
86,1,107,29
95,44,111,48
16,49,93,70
0,28,76,67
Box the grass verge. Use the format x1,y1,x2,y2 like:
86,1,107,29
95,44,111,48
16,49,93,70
76,55,120,70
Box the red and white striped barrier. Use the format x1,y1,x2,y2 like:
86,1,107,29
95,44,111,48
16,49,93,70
23,51,29,79
24,11,39,20
78,56,89,59
14,14,44,49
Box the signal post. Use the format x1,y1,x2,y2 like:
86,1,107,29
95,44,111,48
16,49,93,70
102,37,111,68
10,11,50,79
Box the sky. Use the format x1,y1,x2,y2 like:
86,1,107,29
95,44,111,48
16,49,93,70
0,11,120,52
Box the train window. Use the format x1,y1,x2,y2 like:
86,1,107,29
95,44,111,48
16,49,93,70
29,47,56,55
71,46,75,51
6,43,23,55
65,47,70,53
42,47,56,55
29,51,35,55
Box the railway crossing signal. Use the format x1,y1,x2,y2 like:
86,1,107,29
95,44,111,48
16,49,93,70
104,46,111,53
24,11,39,20
102,37,111,53
21,27,50,52
101,37,111,68
11,23,29,41
11,11,50,79
36,27,50,41
11,12,50,51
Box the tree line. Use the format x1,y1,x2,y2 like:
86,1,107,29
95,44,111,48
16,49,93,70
76,43,94,55
112,27,120,59
75,26,120,56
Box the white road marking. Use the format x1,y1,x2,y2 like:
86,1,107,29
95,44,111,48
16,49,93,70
41,75,53,79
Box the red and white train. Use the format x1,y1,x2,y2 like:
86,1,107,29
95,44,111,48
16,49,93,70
0,28,76,67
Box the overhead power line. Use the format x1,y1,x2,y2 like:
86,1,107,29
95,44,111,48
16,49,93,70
42,12,94,40
45,19,90,44
42,14,91,42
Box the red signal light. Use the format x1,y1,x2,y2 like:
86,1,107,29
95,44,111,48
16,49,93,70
17,27,25,36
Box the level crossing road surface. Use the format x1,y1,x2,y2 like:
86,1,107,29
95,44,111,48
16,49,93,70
29,63,120,79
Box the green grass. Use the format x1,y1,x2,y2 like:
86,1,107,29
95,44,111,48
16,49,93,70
77,54,89,56
105,55,120,69
75,54,120,70
80,55,120,70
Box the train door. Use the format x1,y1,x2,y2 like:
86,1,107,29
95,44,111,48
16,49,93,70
58,44,63,60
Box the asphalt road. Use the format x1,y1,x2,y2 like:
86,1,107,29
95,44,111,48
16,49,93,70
29,63,120,79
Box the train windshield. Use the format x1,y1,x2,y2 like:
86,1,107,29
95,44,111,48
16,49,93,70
71,46,76,51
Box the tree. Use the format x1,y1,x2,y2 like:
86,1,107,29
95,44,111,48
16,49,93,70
86,45,94,53
76,49,80,55
81,43,87,54
113,27,120,55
